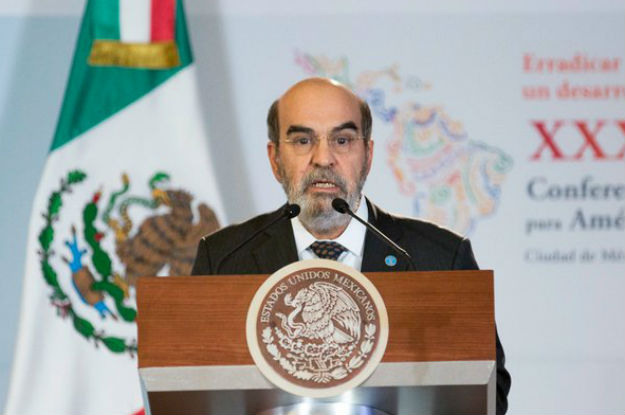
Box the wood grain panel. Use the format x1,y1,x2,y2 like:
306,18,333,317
137,270,494,368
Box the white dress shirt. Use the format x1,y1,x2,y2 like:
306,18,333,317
291,198,368,271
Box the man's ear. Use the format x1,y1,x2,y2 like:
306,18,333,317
365,139,374,175
267,141,282,182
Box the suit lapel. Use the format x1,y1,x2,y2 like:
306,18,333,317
251,216,299,274
361,200,410,273
248,200,409,274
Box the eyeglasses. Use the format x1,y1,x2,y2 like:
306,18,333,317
281,130,364,155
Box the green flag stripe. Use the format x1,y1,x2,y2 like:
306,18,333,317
92,0,120,40
50,0,193,152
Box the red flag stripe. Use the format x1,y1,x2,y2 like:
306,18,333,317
151,0,176,42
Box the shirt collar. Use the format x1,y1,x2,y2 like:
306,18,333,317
291,197,368,257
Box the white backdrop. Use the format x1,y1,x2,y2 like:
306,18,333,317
1,1,624,413
218,11,625,413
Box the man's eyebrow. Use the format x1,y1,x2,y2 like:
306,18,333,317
286,121,358,136
331,121,358,132
286,125,314,135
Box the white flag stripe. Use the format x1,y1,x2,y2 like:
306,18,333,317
120,0,151,43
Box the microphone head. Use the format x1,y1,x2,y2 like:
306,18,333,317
331,198,350,214
284,203,301,219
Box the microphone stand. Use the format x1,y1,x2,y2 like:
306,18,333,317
332,198,416,270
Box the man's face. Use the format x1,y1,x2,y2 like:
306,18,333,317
267,80,374,236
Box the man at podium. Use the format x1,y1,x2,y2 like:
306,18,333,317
191,77,511,413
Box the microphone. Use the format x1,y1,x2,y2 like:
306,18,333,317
215,203,300,273
332,198,416,270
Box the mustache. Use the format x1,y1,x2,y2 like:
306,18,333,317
300,168,347,194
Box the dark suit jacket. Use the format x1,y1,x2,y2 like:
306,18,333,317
192,199,511,413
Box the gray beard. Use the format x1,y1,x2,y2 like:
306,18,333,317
279,165,367,236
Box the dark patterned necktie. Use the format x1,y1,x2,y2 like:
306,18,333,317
309,241,347,261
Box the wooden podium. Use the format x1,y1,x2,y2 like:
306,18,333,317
136,270,496,415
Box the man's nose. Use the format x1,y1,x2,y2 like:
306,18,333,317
310,137,336,167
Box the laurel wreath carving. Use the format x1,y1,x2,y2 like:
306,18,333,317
38,170,137,355
262,323,376,383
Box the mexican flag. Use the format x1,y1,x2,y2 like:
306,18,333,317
5,1,224,414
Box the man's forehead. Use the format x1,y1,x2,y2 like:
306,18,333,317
277,79,362,131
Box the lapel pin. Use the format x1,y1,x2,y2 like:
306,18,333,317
384,255,397,267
